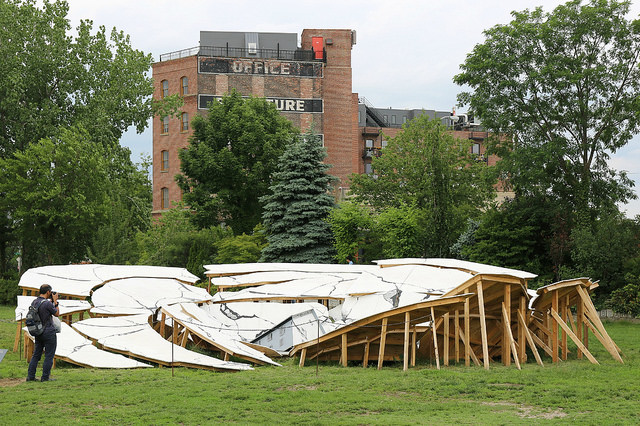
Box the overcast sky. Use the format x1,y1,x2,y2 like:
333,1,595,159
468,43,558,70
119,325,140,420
63,0,640,217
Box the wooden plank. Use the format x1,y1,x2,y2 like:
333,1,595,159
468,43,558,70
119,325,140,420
503,284,511,366
457,328,481,366
377,318,388,370
454,309,460,363
477,281,490,370
443,312,450,367
501,302,521,370
551,290,559,363
403,312,410,371
517,310,544,367
431,307,440,370
464,297,470,367
363,339,370,368
160,312,166,338
561,295,569,361
530,329,554,358
576,296,584,359
299,348,307,367
518,295,526,363
550,308,599,365
576,286,623,363
341,333,348,367
411,328,417,367
180,329,189,347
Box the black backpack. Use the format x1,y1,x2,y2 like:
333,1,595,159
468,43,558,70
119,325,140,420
25,298,46,337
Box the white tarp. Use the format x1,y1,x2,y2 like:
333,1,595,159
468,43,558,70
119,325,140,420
19,264,199,297
374,258,537,280
90,278,213,316
72,314,252,371
329,290,432,323
210,271,362,289
205,263,376,276
15,296,91,321
161,303,280,366
24,322,152,369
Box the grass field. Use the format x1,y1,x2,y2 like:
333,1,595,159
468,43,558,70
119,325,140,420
1,304,639,424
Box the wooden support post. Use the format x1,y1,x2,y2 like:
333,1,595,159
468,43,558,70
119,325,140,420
457,328,481,366
299,348,307,367
431,307,440,370
501,302,521,370
403,312,410,371
377,318,388,370
454,309,460,364
576,286,623,363
518,295,526,363
180,329,189,347
363,339,370,368
561,295,568,361
464,297,470,367
443,312,450,367
411,328,417,367
503,284,511,366
160,312,166,338
224,352,230,361
551,308,598,365
477,281,490,370
576,295,584,359
551,290,559,363
341,333,348,367
517,310,544,367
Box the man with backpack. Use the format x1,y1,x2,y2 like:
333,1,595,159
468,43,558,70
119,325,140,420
26,284,59,382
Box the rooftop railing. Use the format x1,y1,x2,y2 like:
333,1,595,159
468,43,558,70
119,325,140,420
160,45,324,62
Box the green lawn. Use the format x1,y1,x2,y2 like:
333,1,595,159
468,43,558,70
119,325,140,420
1,304,638,424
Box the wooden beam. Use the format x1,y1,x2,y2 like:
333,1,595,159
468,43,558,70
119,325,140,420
518,295,526,363
160,312,166,338
363,339,370,368
530,329,554,358
551,290,559,363
443,312,450,367
411,328,417,367
377,318,388,370
454,309,460,364
477,281,490,370
457,328,481,367
576,286,623,363
501,302,521,370
431,307,440,370
561,295,569,361
576,295,584,360
517,310,544,367
503,284,511,366
403,312,410,371
464,297,470,367
299,348,307,367
341,333,348,367
550,308,598,365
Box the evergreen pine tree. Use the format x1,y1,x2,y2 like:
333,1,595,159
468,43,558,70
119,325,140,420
260,133,337,263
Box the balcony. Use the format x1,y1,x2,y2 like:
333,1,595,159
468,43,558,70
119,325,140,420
160,46,325,62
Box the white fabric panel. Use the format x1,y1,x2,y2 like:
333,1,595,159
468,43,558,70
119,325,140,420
161,303,280,366
211,271,362,289
72,315,252,371
90,278,213,316
15,296,91,321
373,258,537,279
205,263,376,276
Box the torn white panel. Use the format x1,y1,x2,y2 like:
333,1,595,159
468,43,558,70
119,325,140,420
367,265,474,294
374,258,537,279
205,263,377,276
201,302,329,342
251,309,340,353
15,296,91,321
161,303,280,366
90,278,213,316
72,315,252,371
212,274,358,303
211,271,362,289
19,264,199,297
331,290,432,323
24,322,151,369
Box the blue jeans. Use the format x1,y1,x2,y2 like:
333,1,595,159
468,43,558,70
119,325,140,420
27,329,57,380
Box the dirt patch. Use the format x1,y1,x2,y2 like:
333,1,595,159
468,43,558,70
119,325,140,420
0,378,27,388
482,401,567,419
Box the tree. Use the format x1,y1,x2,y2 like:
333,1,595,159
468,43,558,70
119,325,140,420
0,128,110,267
177,90,297,234
328,201,376,264
260,134,337,263
455,0,640,223
350,115,496,257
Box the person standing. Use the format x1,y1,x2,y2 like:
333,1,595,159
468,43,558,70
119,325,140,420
26,284,59,382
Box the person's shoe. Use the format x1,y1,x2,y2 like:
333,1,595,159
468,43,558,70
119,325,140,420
25,377,37,382
40,378,56,382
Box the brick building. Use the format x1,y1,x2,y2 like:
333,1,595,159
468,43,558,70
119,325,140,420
151,29,497,214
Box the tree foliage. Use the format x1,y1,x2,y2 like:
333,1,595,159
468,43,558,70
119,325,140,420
350,115,496,257
328,202,376,264
455,0,640,221
177,91,297,235
260,134,336,263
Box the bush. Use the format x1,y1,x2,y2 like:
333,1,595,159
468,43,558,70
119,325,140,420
0,278,19,305
605,274,640,317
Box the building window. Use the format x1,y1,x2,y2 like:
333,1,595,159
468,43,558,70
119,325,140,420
391,115,397,124
472,143,481,155
180,76,188,96
162,116,169,134
403,116,408,124
161,187,169,209
161,150,169,171
181,112,189,132
365,139,374,148
358,111,361,124
161,80,169,98
383,115,388,124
